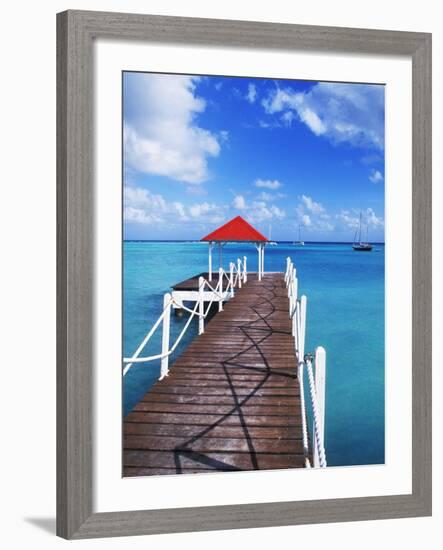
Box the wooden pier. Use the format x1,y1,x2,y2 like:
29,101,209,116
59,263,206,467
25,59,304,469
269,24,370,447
123,272,306,476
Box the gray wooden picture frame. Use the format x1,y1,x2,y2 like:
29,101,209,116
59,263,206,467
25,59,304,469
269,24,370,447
57,9,432,539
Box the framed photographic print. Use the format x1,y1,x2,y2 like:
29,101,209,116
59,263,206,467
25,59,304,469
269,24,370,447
57,10,432,539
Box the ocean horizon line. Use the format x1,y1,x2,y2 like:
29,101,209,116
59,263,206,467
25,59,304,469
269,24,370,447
124,239,386,245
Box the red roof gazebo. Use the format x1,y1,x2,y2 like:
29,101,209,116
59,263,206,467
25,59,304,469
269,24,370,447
201,216,269,281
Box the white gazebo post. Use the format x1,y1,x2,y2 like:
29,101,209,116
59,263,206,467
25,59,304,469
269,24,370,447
255,243,263,281
208,241,213,281
261,243,265,277
259,244,262,281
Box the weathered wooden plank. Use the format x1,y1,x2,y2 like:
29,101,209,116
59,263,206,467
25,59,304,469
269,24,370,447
124,450,305,470
132,402,301,416
126,412,302,427
148,386,299,397
141,393,300,406
124,422,302,439
124,435,304,454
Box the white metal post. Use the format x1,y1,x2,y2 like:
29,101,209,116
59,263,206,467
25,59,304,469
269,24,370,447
291,277,298,336
208,242,213,281
218,267,224,311
288,264,294,297
313,346,326,468
198,276,204,335
243,256,247,283
299,295,307,360
160,293,171,378
237,258,242,288
261,243,265,276
229,262,234,297
257,244,261,281
285,257,291,283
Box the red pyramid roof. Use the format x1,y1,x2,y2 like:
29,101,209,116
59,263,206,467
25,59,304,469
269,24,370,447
201,216,268,242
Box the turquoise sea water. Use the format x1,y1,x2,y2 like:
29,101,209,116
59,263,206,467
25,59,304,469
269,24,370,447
123,241,385,467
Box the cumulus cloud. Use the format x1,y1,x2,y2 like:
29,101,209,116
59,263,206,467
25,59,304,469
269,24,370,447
232,195,247,210
246,83,257,104
258,191,273,201
300,194,326,215
124,73,221,184
369,169,384,183
124,186,224,225
262,82,384,150
232,194,285,223
248,202,286,224
301,214,312,227
254,178,283,190
337,208,384,229
296,195,333,232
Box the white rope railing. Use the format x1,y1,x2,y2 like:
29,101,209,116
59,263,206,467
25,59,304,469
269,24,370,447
123,257,248,379
285,256,327,468
305,353,327,468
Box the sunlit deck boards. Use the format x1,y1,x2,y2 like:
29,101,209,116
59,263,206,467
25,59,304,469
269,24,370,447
123,272,304,476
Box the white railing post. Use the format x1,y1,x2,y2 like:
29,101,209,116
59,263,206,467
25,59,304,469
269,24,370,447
243,256,247,283
198,276,204,335
291,278,298,337
218,267,224,311
287,263,293,297
237,259,242,288
299,295,307,360
289,282,293,318
160,293,171,378
313,346,326,468
229,263,234,297
285,257,291,283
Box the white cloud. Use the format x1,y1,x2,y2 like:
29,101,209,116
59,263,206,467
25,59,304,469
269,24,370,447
281,111,295,126
296,195,333,232
247,202,286,224
124,186,225,226
232,195,247,210
246,84,257,104
365,208,384,228
301,214,312,227
258,191,273,201
189,202,218,218
124,74,221,184
300,194,326,215
337,208,384,230
232,194,285,223
262,82,384,149
369,169,384,183
254,178,283,190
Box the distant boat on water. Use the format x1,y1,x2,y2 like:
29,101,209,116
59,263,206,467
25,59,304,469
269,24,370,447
353,212,373,251
268,224,278,245
293,224,305,246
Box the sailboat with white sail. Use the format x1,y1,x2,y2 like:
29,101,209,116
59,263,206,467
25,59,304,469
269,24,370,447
268,224,278,245
352,212,373,251
293,224,305,246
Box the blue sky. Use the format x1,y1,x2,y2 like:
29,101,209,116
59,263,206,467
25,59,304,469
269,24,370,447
123,72,385,242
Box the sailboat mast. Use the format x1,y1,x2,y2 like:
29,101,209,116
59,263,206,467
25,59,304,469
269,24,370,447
358,211,362,243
